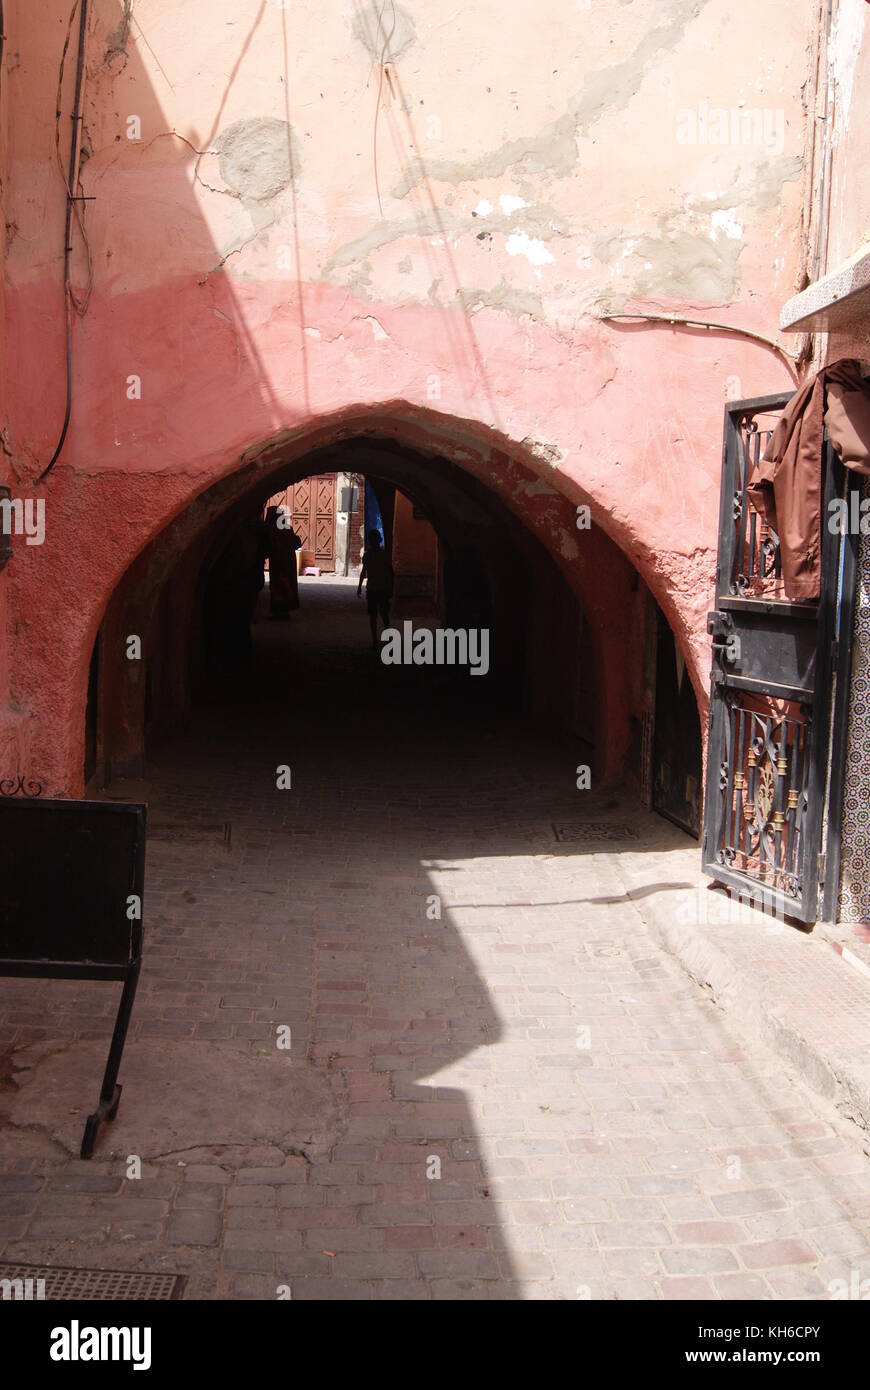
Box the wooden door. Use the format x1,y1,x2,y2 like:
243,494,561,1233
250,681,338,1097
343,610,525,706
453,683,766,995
312,475,336,568
279,473,336,571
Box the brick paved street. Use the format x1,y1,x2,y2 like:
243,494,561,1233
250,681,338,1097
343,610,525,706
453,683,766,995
1,580,869,1300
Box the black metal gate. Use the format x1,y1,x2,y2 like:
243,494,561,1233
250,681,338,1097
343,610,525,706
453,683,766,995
652,602,702,837
702,391,858,923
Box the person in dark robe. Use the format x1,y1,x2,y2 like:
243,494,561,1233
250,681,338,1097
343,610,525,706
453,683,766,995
203,514,267,670
264,505,301,619
357,529,394,651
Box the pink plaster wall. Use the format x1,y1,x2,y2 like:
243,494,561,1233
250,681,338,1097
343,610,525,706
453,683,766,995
822,0,870,363
0,0,816,791
392,490,437,587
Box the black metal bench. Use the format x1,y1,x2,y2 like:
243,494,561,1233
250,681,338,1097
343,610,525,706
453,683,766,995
0,796,146,1158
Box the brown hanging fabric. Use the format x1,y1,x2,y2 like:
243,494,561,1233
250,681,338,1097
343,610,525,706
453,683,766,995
747,359,870,600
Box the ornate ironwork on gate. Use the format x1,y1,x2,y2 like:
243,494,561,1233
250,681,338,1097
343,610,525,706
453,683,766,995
702,392,858,923
0,774,43,798
716,698,808,902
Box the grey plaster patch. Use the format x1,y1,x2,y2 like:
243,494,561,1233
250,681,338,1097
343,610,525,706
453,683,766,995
351,2,417,64
104,0,133,66
456,279,545,320
216,117,300,202
391,0,711,198
590,149,801,308
592,230,630,265
627,228,744,303
693,156,804,213
572,0,708,139
324,203,566,280
392,113,579,200
344,258,374,297
593,210,746,306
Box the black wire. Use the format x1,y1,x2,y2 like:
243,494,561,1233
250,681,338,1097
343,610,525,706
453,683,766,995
38,0,89,485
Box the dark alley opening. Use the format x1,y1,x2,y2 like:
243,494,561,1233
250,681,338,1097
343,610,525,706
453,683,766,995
85,433,704,840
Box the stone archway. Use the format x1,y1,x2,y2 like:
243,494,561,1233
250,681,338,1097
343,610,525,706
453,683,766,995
8,404,706,795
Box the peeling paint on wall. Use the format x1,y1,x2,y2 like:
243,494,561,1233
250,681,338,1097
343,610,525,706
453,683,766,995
521,437,564,467
831,0,865,137
323,202,567,300
710,209,743,241
505,232,555,268
103,0,134,69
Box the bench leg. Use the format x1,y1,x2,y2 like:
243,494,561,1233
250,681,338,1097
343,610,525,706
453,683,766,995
80,961,141,1160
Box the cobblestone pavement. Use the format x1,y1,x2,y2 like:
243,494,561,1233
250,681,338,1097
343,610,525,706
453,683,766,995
1,579,869,1300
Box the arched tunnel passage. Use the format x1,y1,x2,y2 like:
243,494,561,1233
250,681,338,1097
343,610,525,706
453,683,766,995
194,441,595,749
87,431,702,838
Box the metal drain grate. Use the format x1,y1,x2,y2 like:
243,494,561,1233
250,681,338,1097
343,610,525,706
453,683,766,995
0,1263,186,1301
552,821,640,843
149,819,231,850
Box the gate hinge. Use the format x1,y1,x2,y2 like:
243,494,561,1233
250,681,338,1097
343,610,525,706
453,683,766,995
707,610,730,639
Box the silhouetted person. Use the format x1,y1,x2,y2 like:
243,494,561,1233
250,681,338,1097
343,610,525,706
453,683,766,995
357,528,393,652
204,515,266,671
264,505,301,620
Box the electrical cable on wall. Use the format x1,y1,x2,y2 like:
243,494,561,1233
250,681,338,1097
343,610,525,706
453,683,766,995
53,3,94,322
37,0,91,484
597,311,801,382
372,0,396,217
